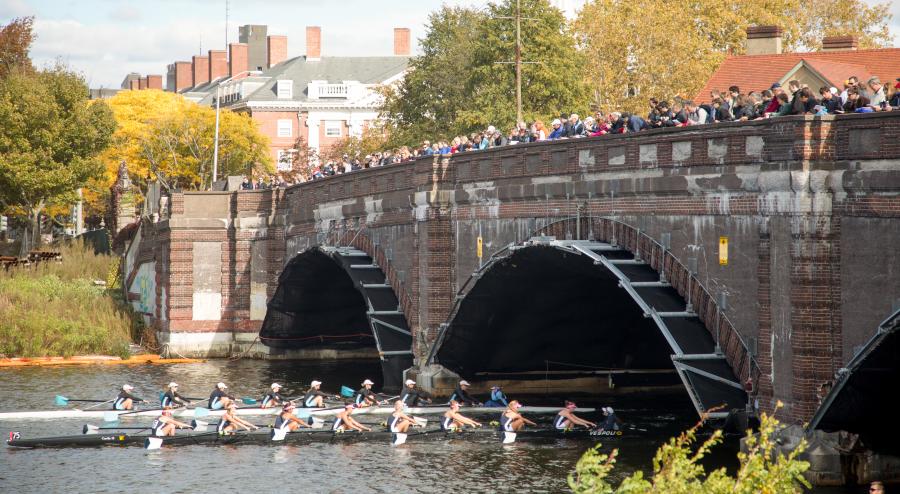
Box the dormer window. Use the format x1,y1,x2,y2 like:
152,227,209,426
277,80,293,99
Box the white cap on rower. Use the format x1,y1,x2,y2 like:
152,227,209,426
217,382,227,389
122,384,133,391
271,383,281,389
459,380,470,386
405,379,416,386
168,382,178,388
362,379,374,385
311,380,322,387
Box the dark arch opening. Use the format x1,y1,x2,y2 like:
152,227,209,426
435,245,675,380
260,249,373,350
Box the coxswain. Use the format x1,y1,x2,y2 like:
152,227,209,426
274,402,309,432
448,380,480,406
161,382,191,408
600,407,623,431
217,402,258,434
301,380,329,408
208,382,234,410
331,404,371,432
354,379,379,407
400,379,432,406
261,383,284,409
114,384,146,410
500,400,536,432
152,406,192,437
484,385,509,408
442,400,482,431
554,401,597,430
388,400,418,433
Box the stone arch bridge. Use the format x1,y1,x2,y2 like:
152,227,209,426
125,112,900,426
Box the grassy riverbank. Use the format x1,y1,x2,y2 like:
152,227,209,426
0,241,134,358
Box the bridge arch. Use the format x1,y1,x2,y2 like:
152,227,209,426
428,217,759,419
260,236,414,389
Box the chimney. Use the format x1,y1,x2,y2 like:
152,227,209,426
208,49,227,81
192,55,210,86
146,75,163,90
129,79,140,91
174,61,192,92
744,25,783,55
821,35,859,52
138,77,148,90
229,42,249,77
393,28,411,56
267,35,288,68
306,26,321,61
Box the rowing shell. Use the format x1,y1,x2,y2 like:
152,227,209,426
6,427,624,449
0,406,595,421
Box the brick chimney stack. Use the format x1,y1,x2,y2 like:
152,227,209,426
138,77,148,90
208,49,227,81
129,79,140,90
821,35,859,52
229,43,249,77
744,25,783,55
267,35,288,68
393,28,411,56
192,55,210,87
306,26,321,61
146,75,163,90
173,61,192,92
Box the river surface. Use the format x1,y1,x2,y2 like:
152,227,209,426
0,359,859,493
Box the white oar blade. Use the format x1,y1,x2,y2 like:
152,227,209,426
392,433,407,446
145,437,163,450
271,428,287,441
413,417,428,427
82,424,99,435
502,432,517,444
311,417,324,429
103,411,120,423
191,420,208,432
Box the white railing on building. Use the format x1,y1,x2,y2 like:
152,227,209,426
317,84,349,98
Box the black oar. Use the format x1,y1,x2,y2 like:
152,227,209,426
83,424,151,434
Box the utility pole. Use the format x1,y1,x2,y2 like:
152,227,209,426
212,85,221,188
515,0,522,124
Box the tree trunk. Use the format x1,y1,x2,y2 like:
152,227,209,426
30,208,41,251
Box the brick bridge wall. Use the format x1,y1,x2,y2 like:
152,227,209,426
134,112,900,423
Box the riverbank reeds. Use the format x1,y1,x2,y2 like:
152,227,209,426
0,240,134,358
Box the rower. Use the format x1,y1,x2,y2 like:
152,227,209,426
600,407,622,431
484,385,509,408
301,380,329,408
442,400,482,431
500,400,536,433
274,402,309,432
388,400,418,433
217,402,258,434
114,384,146,410
261,383,284,409
208,382,233,410
151,406,192,437
554,401,597,431
331,404,371,433
400,379,432,406
354,379,379,407
448,380,480,406
161,382,191,408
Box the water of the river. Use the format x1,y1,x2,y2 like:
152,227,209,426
0,360,863,493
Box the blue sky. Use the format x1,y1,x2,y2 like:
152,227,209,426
1,0,897,89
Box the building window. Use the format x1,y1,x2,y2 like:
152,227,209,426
277,119,292,138
276,80,293,99
324,121,342,138
277,149,297,171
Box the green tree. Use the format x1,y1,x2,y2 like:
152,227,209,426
568,404,811,494
380,0,590,144
0,65,116,251
0,16,35,78
380,5,486,144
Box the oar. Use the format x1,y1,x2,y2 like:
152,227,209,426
340,386,355,398
104,406,161,422
83,424,151,434
55,396,109,406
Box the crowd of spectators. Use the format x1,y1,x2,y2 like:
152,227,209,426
243,75,899,186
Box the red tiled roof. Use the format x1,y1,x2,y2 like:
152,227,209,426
695,47,900,102
803,59,871,90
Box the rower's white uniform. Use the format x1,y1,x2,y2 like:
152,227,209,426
441,416,455,431
554,414,569,430
332,416,344,431
389,415,404,433
151,418,166,437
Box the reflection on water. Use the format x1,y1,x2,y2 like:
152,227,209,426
0,360,858,493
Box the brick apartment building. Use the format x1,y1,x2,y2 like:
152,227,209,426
169,25,411,170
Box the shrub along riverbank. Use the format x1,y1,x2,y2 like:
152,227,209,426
0,241,135,358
